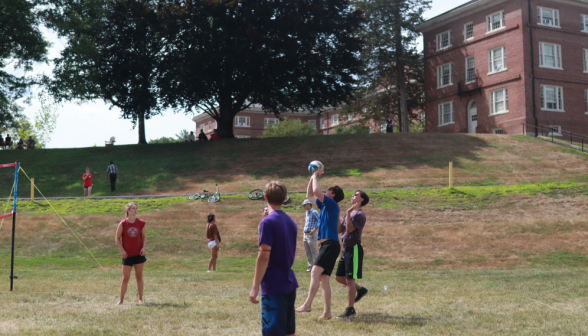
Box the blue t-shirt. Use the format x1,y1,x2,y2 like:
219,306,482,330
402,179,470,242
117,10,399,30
316,196,340,241
258,210,299,295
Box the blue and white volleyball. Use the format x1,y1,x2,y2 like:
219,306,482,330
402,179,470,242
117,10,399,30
308,160,324,174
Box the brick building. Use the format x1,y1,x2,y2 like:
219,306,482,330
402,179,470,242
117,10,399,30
416,0,588,137
191,104,390,138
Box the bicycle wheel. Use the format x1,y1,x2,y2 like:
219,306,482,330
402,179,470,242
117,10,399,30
248,189,264,200
189,192,201,200
283,194,291,204
208,195,220,203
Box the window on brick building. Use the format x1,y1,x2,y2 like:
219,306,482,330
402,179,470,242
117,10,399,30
464,22,474,40
582,15,588,32
331,114,339,125
489,88,509,115
486,11,505,33
584,49,588,72
537,7,559,27
369,126,372,133
235,116,250,127
548,125,562,136
208,121,211,131
419,112,425,122
264,118,279,127
540,85,564,111
200,124,204,131
347,113,354,121
320,119,325,129
436,31,451,50
438,101,454,126
465,56,475,83
488,46,507,74
308,120,317,129
380,123,387,133
539,42,562,69
437,63,453,88
492,128,504,134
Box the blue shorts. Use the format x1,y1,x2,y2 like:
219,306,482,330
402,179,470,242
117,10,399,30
261,289,296,336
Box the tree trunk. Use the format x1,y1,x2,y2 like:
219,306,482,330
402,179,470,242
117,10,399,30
138,111,147,144
215,105,236,139
394,8,409,133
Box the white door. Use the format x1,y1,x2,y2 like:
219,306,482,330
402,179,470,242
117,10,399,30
468,101,477,134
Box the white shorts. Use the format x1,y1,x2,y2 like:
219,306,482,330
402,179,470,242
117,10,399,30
208,241,218,249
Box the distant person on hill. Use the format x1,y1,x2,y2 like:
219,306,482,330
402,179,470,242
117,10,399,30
5,134,12,148
115,202,147,305
210,129,220,140
249,181,298,336
106,161,119,192
206,213,221,272
16,139,24,150
27,136,36,149
188,131,196,142
386,119,394,133
198,129,208,141
82,167,93,197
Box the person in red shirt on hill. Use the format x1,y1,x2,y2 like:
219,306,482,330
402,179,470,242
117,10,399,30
82,167,93,197
210,129,220,140
115,202,147,305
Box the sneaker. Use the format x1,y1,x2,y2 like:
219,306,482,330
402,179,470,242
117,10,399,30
206,270,212,272
337,307,357,318
355,287,368,303
306,266,312,272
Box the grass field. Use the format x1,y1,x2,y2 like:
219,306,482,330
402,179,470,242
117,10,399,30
1,133,587,197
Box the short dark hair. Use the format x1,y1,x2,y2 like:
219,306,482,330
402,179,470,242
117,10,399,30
328,186,344,203
110,161,113,164
356,190,369,206
265,181,288,206
207,213,215,223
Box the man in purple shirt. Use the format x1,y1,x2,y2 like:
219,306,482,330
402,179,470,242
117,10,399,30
250,181,298,336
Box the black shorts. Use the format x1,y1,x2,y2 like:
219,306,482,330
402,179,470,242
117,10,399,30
336,244,363,280
314,240,341,276
122,255,147,266
84,185,92,189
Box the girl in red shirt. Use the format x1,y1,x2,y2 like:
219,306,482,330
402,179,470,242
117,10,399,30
115,202,147,305
82,167,93,197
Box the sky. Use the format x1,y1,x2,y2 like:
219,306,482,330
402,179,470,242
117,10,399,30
12,0,470,148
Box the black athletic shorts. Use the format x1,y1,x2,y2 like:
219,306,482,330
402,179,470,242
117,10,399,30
314,240,341,276
122,255,147,266
336,244,363,280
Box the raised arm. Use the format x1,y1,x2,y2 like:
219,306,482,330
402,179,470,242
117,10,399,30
312,172,325,203
306,176,318,205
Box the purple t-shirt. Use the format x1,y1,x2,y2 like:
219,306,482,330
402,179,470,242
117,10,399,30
341,209,366,252
258,210,299,295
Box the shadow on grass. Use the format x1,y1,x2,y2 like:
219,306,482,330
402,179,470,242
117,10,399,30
142,302,189,309
344,313,431,326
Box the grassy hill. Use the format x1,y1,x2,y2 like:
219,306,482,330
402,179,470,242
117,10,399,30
0,133,587,198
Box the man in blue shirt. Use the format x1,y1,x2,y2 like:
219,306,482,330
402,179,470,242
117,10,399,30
302,199,319,272
295,168,344,320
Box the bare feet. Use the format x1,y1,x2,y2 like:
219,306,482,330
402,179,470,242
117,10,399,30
319,314,332,320
295,305,312,313
116,301,123,305
138,299,144,304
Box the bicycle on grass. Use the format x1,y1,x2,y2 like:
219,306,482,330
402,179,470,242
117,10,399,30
189,184,220,203
248,189,291,204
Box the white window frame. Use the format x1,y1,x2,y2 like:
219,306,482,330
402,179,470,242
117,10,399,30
320,119,325,129
200,124,204,131
540,85,565,112
208,121,211,131
436,30,452,51
308,120,317,129
583,15,588,32
437,63,453,88
380,123,387,133
489,88,509,116
464,22,474,41
347,113,355,121
368,126,372,133
465,56,476,84
419,112,425,122
486,10,505,33
264,118,279,127
234,116,251,127
488,46,507,74
539,42,562,69
585,90,588,114
537,7,560,28
438,101,455,127
584,49,588,73
331,114,339,126
492,128,504,134
235,135,250,139
548,125,562,136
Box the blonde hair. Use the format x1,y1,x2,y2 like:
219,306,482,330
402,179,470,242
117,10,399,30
124,202,138,217
265,181,287,206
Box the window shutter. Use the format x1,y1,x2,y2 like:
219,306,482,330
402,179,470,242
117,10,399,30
584,50,587,72
487,16,491,31
556,45,561,68
436,35,439,50
503,47,507,69
451,102,454,123
540,86,544,109
449,64,453,84
488,50,492,72
438,104,442,125
558,87,563,110
448,31,451,46
505,89,509,111
437,66,441,87
539,43,543,66
537,7,541,24
555,10,559,26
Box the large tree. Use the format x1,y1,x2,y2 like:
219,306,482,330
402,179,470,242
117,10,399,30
0,0,49,129
46,0,163,144
342,0,429,132
157,0,364,138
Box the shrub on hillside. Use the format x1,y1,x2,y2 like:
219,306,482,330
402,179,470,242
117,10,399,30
335,124,370,134
261,117,317,138
149,136,184,144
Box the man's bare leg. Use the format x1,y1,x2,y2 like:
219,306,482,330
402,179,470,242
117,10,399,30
117,265,132,305
319,274,332,319
295,265,324,312
135,263,144,304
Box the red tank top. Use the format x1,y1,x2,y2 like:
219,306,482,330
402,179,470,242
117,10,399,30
121,218,145,257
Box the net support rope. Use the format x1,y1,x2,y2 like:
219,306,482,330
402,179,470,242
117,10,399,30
0,181,15,230
18,167,103,268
